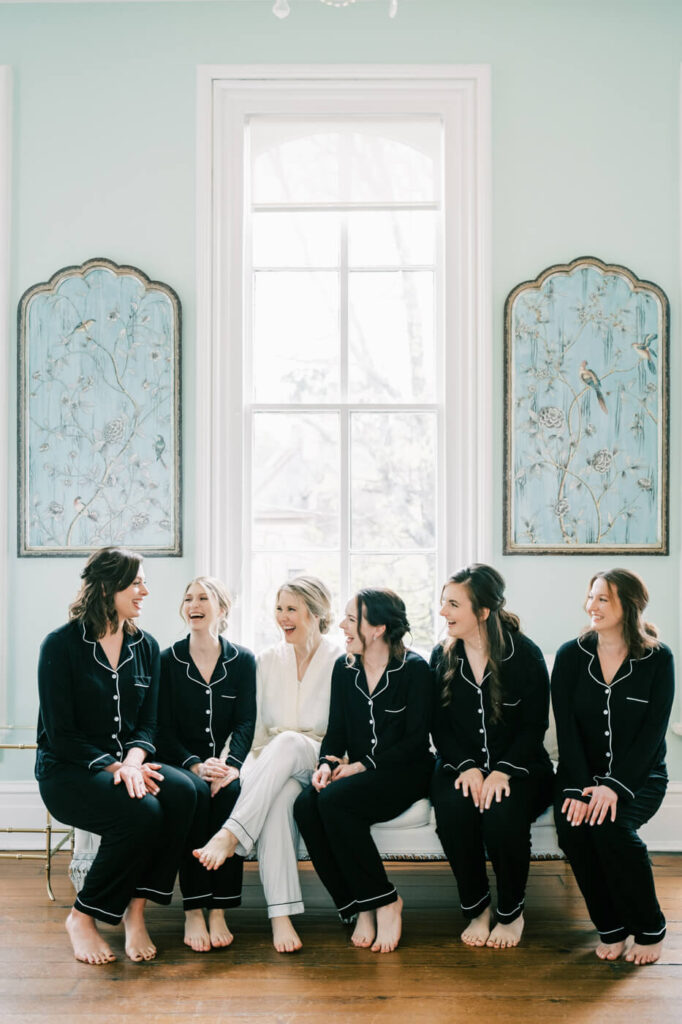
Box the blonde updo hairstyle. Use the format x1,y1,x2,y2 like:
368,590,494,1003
276,575,333,635
180,576,233,636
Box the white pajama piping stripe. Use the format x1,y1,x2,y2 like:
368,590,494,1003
81,622,145,763
461,892,490,911
171,640,239,758
497,900,524,919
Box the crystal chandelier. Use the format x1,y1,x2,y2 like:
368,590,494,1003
273,1,398,18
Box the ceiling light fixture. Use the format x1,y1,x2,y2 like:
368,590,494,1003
273,0,398,18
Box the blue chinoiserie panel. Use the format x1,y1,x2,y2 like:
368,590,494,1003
504,257,668,554
18,259,181,555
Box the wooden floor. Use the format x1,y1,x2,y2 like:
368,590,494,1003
1,855,680,1023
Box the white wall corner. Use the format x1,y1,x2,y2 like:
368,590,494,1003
0,66,12,730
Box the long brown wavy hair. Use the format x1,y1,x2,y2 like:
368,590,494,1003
582,568,659,659
69,547,144,638
439,564,520,722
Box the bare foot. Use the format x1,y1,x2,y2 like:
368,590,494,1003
461,906,491,947
208,909,234,949
486,914,524,949
271,915,302,954
184,909,211,953
65,909,116,965
123,898,157,962
625,940,663,965
193,827,238,870
596,939,626,960
351,910,376,948
372,896,403,954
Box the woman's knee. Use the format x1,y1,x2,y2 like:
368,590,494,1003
267,730,313,768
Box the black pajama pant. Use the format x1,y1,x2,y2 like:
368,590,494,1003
555,774,666,946
180,770,243,910
39,762,197,925
294,763,432,920
431,762,553,924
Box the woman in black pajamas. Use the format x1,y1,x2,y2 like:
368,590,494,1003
158,576,256,953
36,547,197,965
552,568,674,966
430,564,553,949
294,588,433,954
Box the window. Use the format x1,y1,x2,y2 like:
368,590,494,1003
197,68,492,651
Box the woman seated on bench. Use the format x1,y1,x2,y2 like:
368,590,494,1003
552,568,674,965
430,564,554,950
193,576,341,953
35,547,197,965
294,588,434,954
158,577,256,953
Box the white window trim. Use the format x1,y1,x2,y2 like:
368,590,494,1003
0,67,11,727
196,64,492,639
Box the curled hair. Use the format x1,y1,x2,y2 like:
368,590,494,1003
439,564,520,721
349,588,410,666
583,568,659,659
69,546,143,638
277,576,333,634
181,576,233,636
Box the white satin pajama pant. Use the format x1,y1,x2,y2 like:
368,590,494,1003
225,730,318,918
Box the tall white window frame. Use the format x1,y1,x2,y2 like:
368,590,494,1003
196,65,492,645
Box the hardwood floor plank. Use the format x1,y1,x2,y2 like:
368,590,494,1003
1,857,680,1022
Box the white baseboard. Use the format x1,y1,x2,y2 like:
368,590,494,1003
1,781,681,852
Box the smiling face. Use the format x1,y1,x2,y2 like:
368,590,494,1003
275,588,318,646
113,567,148,622
586,576,624,635
339,597,380,656
439,581,488,645
182,581,221,635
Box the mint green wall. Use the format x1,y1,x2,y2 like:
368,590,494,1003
1,0,680,778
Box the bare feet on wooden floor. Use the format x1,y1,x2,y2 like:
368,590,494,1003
596,939,626,960
486,914,524,949
65,909,116,965
208,909,234,948
625,939,663,965
351,910,376,948
123,898,157,962
184,909,211,952
271,915,302,953
461,906,491,947
372,896,403,953
193,827,239,870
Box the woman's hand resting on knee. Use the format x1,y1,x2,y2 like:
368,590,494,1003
455,767,484,808
331,762,366,781
479,770,511,811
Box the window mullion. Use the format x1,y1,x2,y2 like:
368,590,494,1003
340,213,350,605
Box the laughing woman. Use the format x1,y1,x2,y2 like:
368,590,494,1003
36,547,197,965
430,565,554,949
552,569,674,966
158,577,256,953
193,576,341,953
294,589,434,954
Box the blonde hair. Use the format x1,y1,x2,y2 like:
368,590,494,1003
276,575,333,634
181,576,233,636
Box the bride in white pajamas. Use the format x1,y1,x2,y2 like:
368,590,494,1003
193,575,341,953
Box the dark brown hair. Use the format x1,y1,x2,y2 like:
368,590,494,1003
69,547,144,638
583,568,659,659
350,588,410,666
439,564,520,721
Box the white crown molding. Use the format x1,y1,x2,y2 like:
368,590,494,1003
0,67,11,730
